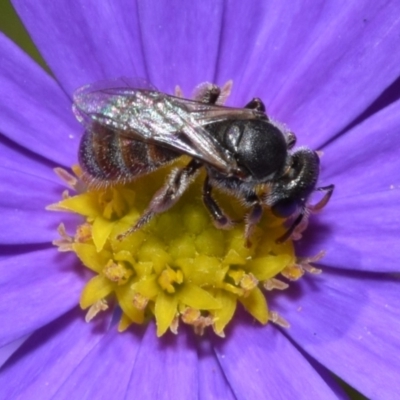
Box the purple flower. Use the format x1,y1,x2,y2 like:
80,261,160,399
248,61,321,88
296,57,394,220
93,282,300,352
1,1,400,398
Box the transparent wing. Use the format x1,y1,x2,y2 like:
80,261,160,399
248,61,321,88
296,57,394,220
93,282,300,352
179,98,264,125
73,79,263,172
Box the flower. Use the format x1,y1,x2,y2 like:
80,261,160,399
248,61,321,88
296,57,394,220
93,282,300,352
1,1,400,399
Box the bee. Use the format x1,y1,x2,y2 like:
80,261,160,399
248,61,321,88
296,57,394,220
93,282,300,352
73,78,334,244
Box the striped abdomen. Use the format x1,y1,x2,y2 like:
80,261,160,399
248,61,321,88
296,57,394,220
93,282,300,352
78,124,180,185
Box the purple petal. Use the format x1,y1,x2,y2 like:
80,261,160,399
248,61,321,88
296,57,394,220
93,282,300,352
52,326,144,399
0,334,29,369
0,309,110,399
0,248,85,347
197,339,236,400
299,99,400,271
212,317,339,399
0,166,78,244
304,356,349,400
216,1,400,148
272,270,400,399
320,98,400,196
0,33,80,166
299,189,400,272
135,1,224,93
355,74,400,125
12,0,148,95
0,135,59,183
125,322,198,399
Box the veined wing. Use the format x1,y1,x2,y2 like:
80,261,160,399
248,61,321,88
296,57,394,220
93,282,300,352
73,80,246,172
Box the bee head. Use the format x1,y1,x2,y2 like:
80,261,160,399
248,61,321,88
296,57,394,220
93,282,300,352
269,148,320,218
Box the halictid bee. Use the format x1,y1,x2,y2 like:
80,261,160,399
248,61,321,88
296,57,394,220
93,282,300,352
73,78,334,245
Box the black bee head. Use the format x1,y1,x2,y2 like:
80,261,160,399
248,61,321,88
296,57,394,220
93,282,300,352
269,148,320,218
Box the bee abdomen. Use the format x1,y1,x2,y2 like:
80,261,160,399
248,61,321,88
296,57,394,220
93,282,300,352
79,125,179,184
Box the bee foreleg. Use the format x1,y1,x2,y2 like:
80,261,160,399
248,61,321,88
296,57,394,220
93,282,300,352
276,209,306,244
309,184,335,212
276,184,334,243
244,192,263,247
202,176,235,230
118,159,202,240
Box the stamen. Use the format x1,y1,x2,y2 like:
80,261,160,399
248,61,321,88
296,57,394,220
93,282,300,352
181,307,214,336
269,311,290,328
133,293,149,310
281,250,325,280
158,266,184,294
264,278,289,291
54,166,87,193
103,260,133,285
85,299,109,322
52,223,74,251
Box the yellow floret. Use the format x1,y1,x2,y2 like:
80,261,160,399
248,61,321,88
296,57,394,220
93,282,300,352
51,163,297,337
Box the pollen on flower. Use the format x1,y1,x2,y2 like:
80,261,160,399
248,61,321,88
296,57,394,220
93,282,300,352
49,161,324,337
85,299,109,322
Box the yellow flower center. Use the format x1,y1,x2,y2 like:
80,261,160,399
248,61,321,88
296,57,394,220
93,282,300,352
49,160,321,337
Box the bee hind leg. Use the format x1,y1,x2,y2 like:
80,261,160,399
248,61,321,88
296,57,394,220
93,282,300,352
118,159,202,240
192,83,221,104
192,81,233,105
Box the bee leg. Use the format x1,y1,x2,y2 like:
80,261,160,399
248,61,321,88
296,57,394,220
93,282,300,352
244,192,263,247
244,98,266,113
118,159,202,240
192,83,222,104
281,185,335,242
202,175,235,230
309,184,335,212
276,209,306,244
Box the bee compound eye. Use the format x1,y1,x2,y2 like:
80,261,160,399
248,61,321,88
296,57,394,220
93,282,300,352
271,199,299,218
